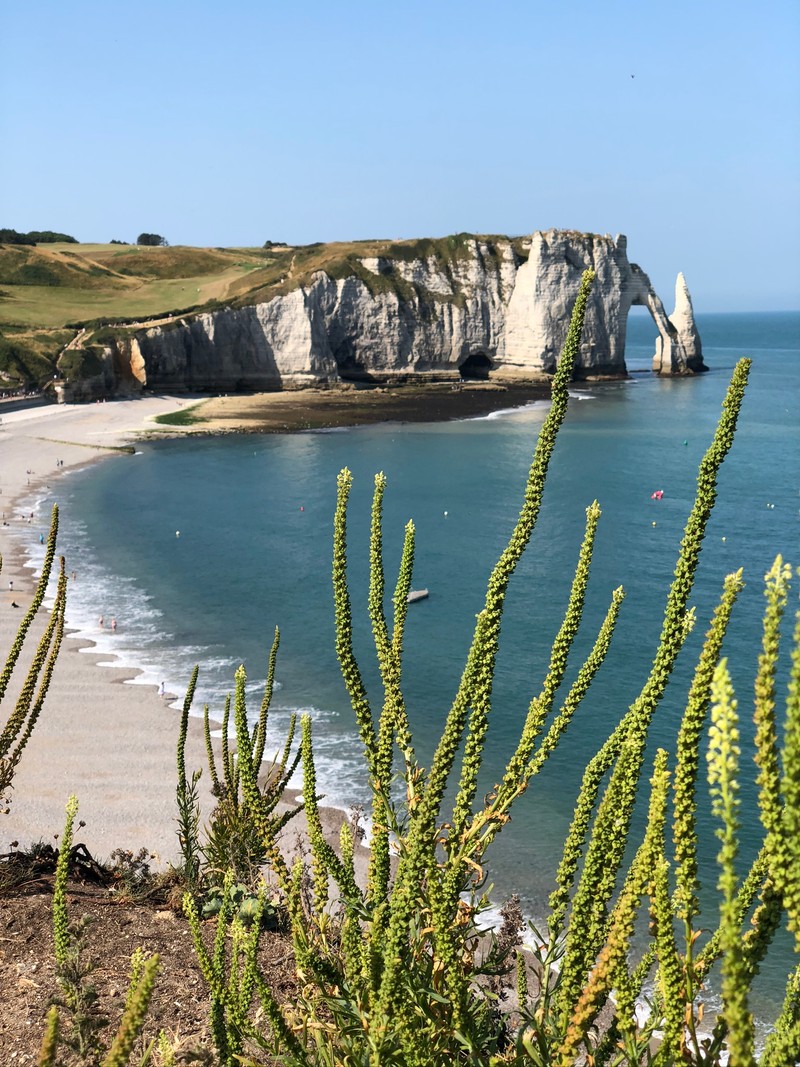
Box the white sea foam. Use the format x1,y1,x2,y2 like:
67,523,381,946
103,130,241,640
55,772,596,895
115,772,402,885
467,399,551,422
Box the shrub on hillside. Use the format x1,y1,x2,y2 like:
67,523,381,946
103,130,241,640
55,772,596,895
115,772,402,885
0,333,55,387
57,346,105,381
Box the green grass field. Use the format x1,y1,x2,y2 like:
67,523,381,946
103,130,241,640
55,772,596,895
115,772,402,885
0,243,279,327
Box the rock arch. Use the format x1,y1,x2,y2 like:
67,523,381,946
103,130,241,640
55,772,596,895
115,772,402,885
501,231,706,378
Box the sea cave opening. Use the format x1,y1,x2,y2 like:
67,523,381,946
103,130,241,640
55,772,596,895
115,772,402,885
459,351,492,381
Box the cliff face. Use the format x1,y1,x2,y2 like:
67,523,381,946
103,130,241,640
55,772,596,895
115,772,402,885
94,231,705,397
131,237,521,392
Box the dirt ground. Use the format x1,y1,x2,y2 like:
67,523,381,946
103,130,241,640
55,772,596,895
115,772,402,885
0,858,296,1065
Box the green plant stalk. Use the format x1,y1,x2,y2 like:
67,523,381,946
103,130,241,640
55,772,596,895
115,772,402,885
301,712,330,913
234,698,293,890
365,472,410,909
175,666,199,789
555,750,670,1066
1,506,66,803
184,878,243,1065
53,794,79,968
338,822,365,990
253,971,311,1065
175,666,201,890
220,693,233,794
101,952,160,1067
708,658,755,1066
7,558,68,770
741,876,784,983
203,703,221,794
523,585,624,784
333,467,377,767
755,558,791,845
652,858,684,1062
37,1005,59,1067
0,503,59,709
673,569,744,926
299,713,360,908
491,501,603,810
390,519,418,762
434,501,619,1021
694,843,769,981
213,874,236,1064
646,568,746,1060
3,570,67,753
473,532,624,866
253,626,280,769
761,962,800,1067
779,593,800,949
446,272,597,848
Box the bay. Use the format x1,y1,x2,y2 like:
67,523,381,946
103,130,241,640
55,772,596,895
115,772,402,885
28,310,800,1025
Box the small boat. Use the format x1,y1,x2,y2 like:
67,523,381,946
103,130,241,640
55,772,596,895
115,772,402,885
407,588,429,604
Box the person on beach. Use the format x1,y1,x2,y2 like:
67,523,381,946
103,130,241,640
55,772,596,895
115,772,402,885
159,681,165,698
99,615,104,628
111,617,117,633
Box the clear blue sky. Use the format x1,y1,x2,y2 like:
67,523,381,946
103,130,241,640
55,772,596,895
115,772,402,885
2,1,799,311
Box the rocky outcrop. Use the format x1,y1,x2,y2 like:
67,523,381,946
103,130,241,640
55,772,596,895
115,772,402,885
503,232,705,377
655,272,703,374
73,231,705,401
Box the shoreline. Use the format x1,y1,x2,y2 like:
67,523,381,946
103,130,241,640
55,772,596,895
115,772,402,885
0,384,550,865
0,396,220,863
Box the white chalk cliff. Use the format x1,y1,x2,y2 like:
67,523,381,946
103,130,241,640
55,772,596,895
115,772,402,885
73,231,705,399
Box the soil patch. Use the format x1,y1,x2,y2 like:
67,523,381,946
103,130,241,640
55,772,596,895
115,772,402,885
0,867,295,1065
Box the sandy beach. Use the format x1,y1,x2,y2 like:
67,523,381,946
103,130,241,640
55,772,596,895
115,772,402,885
0,384,549,868
0,395,219,863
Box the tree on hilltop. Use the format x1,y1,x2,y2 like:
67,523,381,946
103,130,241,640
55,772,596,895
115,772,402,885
136,233,168,247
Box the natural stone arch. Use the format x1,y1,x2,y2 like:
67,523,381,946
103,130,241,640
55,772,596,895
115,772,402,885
625,265,704,375
501,231,706,378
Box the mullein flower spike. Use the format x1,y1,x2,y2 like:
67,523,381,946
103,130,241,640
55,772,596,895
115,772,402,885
708,659,756,1066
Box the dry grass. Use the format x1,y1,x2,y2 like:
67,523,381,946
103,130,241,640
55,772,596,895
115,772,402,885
0,244,273,327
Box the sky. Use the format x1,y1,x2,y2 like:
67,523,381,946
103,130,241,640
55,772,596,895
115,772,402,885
2,1,799,312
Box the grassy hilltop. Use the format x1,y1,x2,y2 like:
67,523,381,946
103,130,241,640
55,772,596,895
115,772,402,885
0,234,528,392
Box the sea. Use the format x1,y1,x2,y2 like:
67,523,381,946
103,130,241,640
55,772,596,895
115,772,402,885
17,309,800,1030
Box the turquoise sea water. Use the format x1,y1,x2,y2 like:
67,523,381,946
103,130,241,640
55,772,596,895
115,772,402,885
22,310,800,1024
